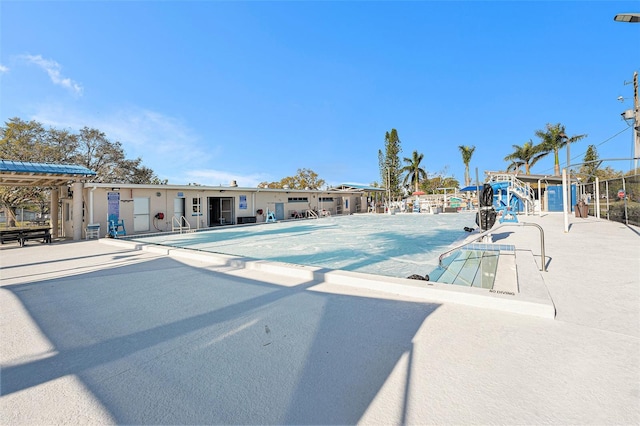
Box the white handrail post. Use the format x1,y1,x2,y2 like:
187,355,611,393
595,177,600,219
606,180,610,220
562,168,569,233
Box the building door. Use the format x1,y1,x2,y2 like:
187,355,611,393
174,198,186,226
208,197,234,225
221,198,234,224
133,197,150,232
275,203,285,220
546,184,577,212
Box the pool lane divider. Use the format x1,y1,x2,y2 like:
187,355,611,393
100,238,555,319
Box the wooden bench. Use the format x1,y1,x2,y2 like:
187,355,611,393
0,227,52,247
0,230,22,244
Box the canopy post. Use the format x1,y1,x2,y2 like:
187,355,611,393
50,186,59,238
72,181,83,241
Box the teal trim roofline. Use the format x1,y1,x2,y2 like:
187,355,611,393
0,159,96,176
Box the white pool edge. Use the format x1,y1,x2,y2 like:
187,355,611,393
100,238,556,319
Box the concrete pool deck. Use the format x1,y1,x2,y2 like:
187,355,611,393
1,212,639,424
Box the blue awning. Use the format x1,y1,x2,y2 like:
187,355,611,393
459,185,483,192
0,159,96,187
0,160,96,175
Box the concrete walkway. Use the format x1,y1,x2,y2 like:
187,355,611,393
1,213,638,425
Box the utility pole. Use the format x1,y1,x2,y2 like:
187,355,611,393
622,72,640,169
613,11,639,168
633,71,639,170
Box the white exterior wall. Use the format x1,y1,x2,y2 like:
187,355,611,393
77,185,370,237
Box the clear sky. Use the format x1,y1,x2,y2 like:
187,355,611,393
1,1,638,188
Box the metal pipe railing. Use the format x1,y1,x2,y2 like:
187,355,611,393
438,222,546,272
172,215,190,233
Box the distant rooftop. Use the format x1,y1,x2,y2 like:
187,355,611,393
330,183,385,192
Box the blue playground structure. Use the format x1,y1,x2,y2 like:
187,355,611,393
487,174,577,215
470,173,580,226
485,175,537,223
489,181,521,223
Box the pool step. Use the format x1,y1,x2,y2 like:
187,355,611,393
430,244,514,289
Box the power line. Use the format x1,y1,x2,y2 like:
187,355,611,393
593,126,631,148
537,126,631,174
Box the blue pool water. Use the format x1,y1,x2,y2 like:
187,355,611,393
132,213,478,279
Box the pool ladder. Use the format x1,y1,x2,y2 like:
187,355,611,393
172,216,192,233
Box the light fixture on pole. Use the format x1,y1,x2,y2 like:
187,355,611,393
618,72,640,169
614,13,640,168
613,13,640,23
613,12,640,169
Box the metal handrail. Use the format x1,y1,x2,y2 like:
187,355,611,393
438,222,546,272
171,216,191,233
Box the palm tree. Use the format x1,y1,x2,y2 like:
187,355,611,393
503,140,547,174
535,123,587,176
458,145,475,187
401,150,427,193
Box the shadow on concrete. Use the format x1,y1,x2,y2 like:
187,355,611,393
625,223,640,237
0,242,141,271
2,252,438,424
490,231,514,242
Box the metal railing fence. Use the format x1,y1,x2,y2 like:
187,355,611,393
576,173,639,227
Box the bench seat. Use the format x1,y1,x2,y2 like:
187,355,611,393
0,227,52,247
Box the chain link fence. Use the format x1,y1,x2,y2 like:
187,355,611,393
577,173,640,226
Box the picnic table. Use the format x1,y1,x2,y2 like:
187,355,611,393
0,226,52,247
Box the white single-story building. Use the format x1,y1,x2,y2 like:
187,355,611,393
62,182,382,238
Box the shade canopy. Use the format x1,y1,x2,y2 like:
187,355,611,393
329,183,386,192
0,160,96,187
459,185,482,192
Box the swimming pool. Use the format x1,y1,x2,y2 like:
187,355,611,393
132,213,478,279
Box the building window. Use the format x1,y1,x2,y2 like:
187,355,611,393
288,197,308,203
319,197,334,202
192,197,201,215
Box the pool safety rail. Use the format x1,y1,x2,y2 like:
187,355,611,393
430,247,506,288
172,216,191,233
439,222,546,272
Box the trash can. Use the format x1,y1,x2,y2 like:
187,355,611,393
575,201,588,218
581,203,589,217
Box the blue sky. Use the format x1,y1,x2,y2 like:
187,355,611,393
1,1,638,188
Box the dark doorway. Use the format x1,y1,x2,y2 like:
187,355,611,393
208,197,234,226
